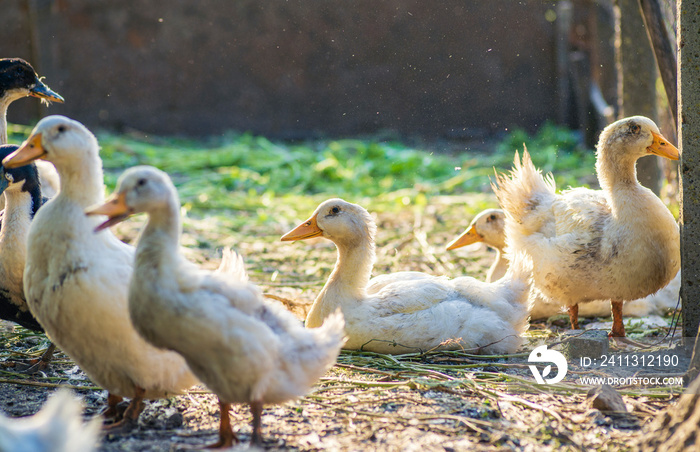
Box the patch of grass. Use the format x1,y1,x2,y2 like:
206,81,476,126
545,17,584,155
10,121,597,223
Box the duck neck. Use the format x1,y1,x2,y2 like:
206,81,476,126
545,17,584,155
596,145,642,211
487,247,509,283
135,200,182,274
0,96,11,144
55,154,106,207
0,189,33,261
306,234,375,327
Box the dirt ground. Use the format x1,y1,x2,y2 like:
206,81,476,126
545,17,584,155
0,196,686,451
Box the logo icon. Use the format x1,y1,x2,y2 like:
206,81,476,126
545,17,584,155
528,345,568,384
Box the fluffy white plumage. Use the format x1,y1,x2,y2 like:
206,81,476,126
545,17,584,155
2,116,198,424
452,209,680,319
282,198,532,355
0,390,100,452
87,165,345,446
492,116,680,336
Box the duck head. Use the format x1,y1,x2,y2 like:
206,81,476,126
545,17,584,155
2,116,98,169
598,116,678,161
0,144,42,213
447,208,505,251
281,198,376,247
86,166,176,231
0,58,64,104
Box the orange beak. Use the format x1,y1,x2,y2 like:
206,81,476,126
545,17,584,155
648,132,679,160
3,134,45,169
281,214,323,241
85,192,131,232
446,224,483,250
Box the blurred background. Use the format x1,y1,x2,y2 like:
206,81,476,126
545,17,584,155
1,1,675,144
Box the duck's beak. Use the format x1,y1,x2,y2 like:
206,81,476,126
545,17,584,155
446,224,482,250
85,192,131,232
281,214,323,241
3,134,45,169
648,132,679,160
30,79,64,103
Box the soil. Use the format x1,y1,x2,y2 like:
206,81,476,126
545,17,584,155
0,197,686,451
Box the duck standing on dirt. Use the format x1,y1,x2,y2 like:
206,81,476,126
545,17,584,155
86,165,345,447
448,208,680,320
492,116,679,337
282,198,531,355
2,116,198,431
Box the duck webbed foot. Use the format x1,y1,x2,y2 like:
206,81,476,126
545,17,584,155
206,400,239,449
102,387,145,433
101,393,127,423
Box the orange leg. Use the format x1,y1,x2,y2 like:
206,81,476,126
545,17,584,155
101,393,125,422
207,400,239,449
102,387,145,432
250,400,264,446
610,300,626,337
568,304,580,330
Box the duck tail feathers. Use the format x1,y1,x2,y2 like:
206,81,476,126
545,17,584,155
293,309,346,378
492,147,556,227
215,247,249,282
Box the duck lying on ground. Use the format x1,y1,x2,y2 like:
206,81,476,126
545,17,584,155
282,198,532,355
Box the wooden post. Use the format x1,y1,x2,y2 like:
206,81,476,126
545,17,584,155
679,0,700,347
555,1,573,126
615,0,661,194
638,0,678,128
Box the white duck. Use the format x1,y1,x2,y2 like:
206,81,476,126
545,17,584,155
492,116,680,337
0,58,61,199
85,166,345,447
2,116,198,430
446,208,508,283
448,208,680,320
281,198,532,355
0,144,57,371
0,389,100,452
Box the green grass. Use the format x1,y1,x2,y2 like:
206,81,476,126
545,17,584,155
9,121,597,224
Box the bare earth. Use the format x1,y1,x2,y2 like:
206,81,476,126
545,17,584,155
0,196,685,451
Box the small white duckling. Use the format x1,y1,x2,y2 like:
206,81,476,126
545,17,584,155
2,116,198,430
0,389,100,452
282,198,532,355
492,116,679,336
86,166,345,447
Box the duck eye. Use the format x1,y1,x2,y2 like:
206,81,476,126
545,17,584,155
57,125,66,133
331,206,340,215
489,214,496,221
136,178,147,187
630,124,641,134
